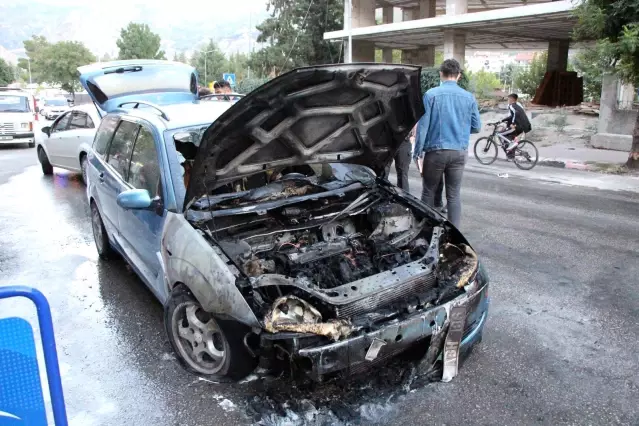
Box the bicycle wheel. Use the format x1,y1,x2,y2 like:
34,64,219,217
513,140,539,170
474,137,498,165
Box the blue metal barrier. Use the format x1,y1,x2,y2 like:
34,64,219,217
0,286,68,425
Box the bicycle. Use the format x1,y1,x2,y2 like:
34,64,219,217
473,122,539,170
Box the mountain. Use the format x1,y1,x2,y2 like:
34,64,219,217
0,0,269,59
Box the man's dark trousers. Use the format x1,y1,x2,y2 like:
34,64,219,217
420,149,466,228
385,139,411,191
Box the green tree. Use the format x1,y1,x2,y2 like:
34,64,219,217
190,40,227,86
513,51,548,97
226,52,249,81
116,23,166,60
468,69,501,99
374,49,402,63
18,35,49,83
41,41,96,95
173,51,188,64
249,0,343,77
0,59,14,85
100,53,113,62
499,63,517,88
573,0,639,168
570,47,610,102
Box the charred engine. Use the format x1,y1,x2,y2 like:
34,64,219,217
220,200,430,290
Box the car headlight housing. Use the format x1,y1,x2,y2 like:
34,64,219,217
20,122,29,129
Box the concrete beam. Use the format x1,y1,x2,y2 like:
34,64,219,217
348,0,376,29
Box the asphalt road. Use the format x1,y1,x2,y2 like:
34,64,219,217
0,146,638,426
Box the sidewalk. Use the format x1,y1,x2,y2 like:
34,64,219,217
466,141,629,172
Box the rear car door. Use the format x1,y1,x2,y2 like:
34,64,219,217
44,112,72,167
95,119,139,237
118,124,168,299
57,111,95,170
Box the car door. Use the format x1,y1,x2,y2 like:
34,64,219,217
117,124,168,300
96,119,139,238
44,112,72,167
59,111,95,170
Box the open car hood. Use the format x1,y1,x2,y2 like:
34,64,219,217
77,60,198,113
185,63,424,209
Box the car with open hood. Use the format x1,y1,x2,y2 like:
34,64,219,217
81,60,489,383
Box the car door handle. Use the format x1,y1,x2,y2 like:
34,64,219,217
98,172,105,183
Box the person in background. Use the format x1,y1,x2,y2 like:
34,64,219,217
198,86,212,98
413,59,481,228
385,126,413,191
500,93,532,152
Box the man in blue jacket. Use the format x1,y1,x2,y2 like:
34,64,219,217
413,59,481,228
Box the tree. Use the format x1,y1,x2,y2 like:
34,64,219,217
467,69,501,99
18,35,49,83
570,47,610,102
116,23,166,60
0,59,14,86
249,0,343,77
499,63,517,88
190,40,227,86
573,0,639,168
101,53,113,62
226,52,249,81
172,51,188,64
513,51,548,97
41,41,96,95
374,49,402,63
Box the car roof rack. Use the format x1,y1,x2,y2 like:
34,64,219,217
199,93,245,101
117,101,169,121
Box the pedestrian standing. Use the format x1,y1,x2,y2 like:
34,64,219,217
413,59,481,228
384,126,413,191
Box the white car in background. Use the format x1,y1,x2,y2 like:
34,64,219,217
40,98,71,120
37,104,102,184
0,88,37,148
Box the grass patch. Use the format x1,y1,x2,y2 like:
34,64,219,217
586,162,634,174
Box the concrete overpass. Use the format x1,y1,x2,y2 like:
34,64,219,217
324,0,576,72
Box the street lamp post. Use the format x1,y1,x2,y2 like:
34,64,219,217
346,0,353,63
26,57,32,85
196,49,215,87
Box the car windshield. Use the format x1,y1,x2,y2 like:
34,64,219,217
45,99,67,106
0,95,30,112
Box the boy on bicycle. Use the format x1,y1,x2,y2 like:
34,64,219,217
500,93,531,152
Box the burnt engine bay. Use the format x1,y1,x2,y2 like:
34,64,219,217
196,182,478,341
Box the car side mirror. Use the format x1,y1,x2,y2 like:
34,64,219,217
117,189,156,210
41,126,50,137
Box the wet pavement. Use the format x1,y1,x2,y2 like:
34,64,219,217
1,146,638,425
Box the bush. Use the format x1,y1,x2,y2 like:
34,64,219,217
420,67,470,95
467,69,501,99
514,51,548,97
549,108,568,133
236,77,270,94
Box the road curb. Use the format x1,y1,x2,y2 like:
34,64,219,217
465,152,610,171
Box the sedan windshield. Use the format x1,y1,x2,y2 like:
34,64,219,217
0,95,30,112
45,99,68,106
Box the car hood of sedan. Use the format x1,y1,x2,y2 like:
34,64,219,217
185,63,424,209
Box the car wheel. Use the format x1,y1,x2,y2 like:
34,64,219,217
80,154,88,185
37,147,53,175
165,285,257,381
28,142,35,148
90,202,116,259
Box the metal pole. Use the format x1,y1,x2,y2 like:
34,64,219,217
27,57,32,84
204,55,208,87
346,0,352,63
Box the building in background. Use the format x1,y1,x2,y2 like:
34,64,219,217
325,0,575,76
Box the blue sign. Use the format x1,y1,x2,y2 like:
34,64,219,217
223,73,236,87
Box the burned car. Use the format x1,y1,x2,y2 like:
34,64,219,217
81,60,488,383
163,65,489,382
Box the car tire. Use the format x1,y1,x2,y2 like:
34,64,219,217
37,147,53,175
80,154,88,185
164,285,257,381
90,202,116,259
28,142,35,148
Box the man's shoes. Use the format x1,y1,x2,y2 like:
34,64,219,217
435,205,448,214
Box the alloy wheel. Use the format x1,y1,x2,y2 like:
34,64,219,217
171,301,227,375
